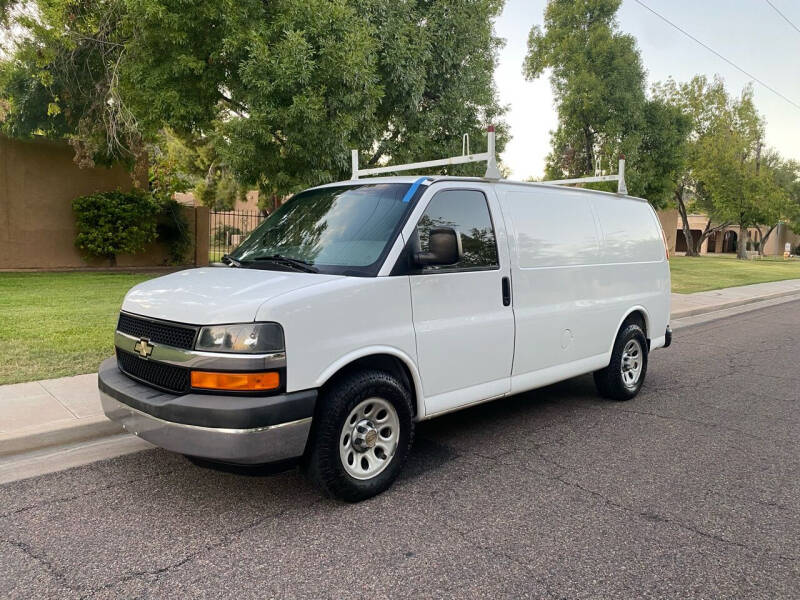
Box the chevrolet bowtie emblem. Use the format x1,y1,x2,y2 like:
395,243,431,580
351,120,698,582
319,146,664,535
134,338,154,359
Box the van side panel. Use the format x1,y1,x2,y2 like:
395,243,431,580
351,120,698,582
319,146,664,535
590,195,666,264
497,185,669,395
590,194,670,349
500,188,607,376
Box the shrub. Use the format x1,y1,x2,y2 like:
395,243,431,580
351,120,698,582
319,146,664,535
72,190,159,266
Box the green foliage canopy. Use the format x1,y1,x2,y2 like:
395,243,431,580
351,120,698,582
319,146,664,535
1,0,507,196
524,0,689,208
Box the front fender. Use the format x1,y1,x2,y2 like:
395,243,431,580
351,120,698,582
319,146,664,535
314,346,426,419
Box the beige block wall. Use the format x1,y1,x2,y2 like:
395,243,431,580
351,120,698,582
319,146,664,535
0,135,202,269
657,209,678,252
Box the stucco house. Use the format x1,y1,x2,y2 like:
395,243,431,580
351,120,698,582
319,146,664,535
657,209,800,256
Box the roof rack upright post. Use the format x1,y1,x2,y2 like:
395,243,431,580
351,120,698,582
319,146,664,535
484,125,501,180
617,155,627,195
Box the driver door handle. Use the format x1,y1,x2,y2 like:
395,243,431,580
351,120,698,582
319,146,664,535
501,276,511,307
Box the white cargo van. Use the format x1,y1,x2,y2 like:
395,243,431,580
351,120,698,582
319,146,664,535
100,131,671,501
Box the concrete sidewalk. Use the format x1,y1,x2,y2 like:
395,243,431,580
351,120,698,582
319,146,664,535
670,278,800,318
2,277,800,458
0,374,121,457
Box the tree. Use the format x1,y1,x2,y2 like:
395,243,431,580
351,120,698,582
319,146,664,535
0,0,148,178
151,129,249,212
653,76,772,258
523,0,688,208
690,85,769,259
754,153,798,255
636,98,691,208
1,0,507,197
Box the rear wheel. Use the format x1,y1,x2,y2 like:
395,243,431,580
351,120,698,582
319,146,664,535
594,322,648,401
303,370,414,502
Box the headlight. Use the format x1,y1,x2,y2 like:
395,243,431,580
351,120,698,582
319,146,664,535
195,323,284,354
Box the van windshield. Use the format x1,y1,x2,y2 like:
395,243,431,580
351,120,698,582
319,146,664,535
229,183,414,276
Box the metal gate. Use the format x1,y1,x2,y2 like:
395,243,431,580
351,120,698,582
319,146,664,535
208,209,267,263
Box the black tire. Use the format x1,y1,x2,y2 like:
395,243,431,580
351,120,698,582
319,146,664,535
593,322,648,401
302,369,414,502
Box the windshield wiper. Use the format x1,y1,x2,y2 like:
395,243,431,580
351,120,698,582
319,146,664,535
248,254,318,273
221,254,242,267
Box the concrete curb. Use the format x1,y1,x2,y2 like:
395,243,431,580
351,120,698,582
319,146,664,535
671,288,800,319
0,416,123,458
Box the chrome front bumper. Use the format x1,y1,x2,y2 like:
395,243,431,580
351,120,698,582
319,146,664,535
98,358,315,464
101,394,312,464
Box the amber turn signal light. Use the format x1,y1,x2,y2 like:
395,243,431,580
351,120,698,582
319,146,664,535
190,370,280,391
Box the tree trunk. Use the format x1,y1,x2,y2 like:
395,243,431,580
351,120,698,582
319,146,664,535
675,185,697,257
131,137,149,190
583,125,594,174
737,218,748,260
694,219,732,255
693,218,712,255
759,224,778,256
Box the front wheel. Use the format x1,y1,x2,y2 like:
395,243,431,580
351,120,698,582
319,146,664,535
302,370,414,502
593,322,648,401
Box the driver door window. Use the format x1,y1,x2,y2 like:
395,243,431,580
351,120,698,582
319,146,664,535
415,190,499,271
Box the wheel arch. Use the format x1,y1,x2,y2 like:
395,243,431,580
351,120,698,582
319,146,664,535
314,347,424,418
609,306,651,353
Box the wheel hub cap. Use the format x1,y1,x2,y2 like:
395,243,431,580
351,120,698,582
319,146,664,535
339,397,400,480
621,339,643,388
352,419,379,451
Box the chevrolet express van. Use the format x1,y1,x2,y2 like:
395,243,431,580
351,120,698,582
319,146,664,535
100,173,671,501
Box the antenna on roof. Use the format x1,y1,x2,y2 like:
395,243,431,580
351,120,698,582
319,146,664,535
351,127,502,181
541,155,627,194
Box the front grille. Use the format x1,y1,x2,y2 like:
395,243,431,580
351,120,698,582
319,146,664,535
117,313,197,350
117,349,190,394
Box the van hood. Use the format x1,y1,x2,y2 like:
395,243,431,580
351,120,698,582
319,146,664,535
122,267,343,324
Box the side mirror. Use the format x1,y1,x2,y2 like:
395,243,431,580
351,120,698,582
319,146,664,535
414,227,462,267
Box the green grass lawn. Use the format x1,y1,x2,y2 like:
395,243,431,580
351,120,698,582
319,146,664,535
670,254,800,294
0,272,162,385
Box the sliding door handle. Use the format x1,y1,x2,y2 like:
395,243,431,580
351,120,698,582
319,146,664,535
501,276,511,307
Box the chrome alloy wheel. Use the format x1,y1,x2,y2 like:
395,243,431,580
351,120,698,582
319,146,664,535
621,339,643,388
339,397,399,480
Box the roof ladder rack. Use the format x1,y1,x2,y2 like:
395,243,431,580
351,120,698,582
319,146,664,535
351,126,502,181
541,156,628,195
351,129,628,195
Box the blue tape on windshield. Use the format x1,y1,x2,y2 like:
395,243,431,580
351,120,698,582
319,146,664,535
402,177,429,203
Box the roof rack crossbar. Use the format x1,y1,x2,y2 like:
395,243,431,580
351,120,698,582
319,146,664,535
541,157,627,194
351,130,628,195
351,127,501,181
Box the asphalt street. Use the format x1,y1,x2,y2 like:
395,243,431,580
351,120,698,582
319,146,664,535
1,301,798,599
